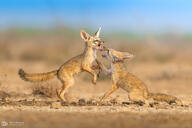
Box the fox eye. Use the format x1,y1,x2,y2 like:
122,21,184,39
93,40,99,44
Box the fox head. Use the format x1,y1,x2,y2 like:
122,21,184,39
80,27,104,51
102,47,134,63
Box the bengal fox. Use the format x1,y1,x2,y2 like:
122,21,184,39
18,28,104,101
98,47,182,105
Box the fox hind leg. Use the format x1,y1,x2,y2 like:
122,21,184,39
56,88,62,99
57,77,74,101
128,90,149,106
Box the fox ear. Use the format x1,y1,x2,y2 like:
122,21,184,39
80,30,90,41
95,27,101,37
123,52,134,59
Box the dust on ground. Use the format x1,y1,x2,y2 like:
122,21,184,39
0,41,192,128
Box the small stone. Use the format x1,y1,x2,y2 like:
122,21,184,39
78,98,86,106
168,100,176,105
50,102,62,109
149,103,154,107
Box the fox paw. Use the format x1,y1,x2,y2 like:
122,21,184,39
92,75,97,85
92,80,96,85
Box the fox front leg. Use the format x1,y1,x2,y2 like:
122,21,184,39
99,84,119,104
91,65,101,78
91,59,102,77
83,65,97,84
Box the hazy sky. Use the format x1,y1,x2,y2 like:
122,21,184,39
0,0,192,32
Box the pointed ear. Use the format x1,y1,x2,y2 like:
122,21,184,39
80,30,90,41
123,52,134,59
94,27,101,37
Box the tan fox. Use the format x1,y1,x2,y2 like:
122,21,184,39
98,47,182,105
18,28,104,101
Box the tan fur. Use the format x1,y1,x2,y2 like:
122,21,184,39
99,48,182,105
18,28,104,101
18,69,58,82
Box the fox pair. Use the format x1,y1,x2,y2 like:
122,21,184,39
18,28,182,105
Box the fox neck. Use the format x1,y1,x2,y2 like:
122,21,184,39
111,62,126,76
110,62,125,83
83,43,97,60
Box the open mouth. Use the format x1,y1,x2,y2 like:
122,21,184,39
97,44,103,51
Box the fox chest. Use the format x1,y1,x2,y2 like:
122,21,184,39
83,50,97,66
88,54,96,64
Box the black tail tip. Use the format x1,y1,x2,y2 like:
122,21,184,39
18,69,25,76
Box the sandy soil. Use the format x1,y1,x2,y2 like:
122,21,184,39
0,42,192,128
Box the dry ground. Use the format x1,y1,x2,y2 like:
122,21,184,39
0,37,192,128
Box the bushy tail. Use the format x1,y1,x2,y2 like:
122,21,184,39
149,93,182,105
18,69,58,82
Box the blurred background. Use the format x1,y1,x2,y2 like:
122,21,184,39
0,0,192,97
1,1,192,127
